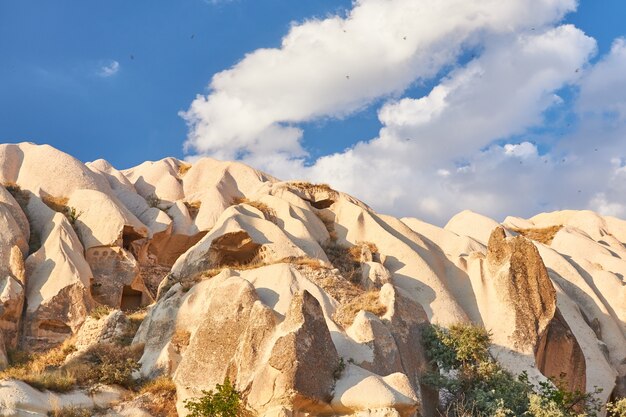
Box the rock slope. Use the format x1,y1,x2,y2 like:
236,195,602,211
0,142,624,416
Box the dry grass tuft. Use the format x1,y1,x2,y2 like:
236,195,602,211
333,290,387,328
509,225,563,245
1,339,143,392
90,305,113,320
200,256,326,282
184,200,202,220
171,329,191,353
3,182,41,254
178,162,192,177
2,181,30,208
286,181,336,195
47,405,96,417
1,338,78,392
232,197,278,224
41,195,69,213
138,375,178,417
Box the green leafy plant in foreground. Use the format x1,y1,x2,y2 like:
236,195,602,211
184,377,245,417
422,323,606,417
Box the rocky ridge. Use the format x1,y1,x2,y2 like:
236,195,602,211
0,142,624,416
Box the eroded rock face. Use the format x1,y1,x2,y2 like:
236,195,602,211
22,214,93,350
86,246,152,311
73,310,130,351
263,291,339,409
174,277,271,414
535,309,586,393
378,284,437,417
486,227,586,392
486,227,556,350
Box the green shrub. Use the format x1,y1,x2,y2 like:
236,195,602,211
47,405,94,417
607,398,626,417
184,377,245,417
89,305,112,320
68,343,143,389
422,323,603,417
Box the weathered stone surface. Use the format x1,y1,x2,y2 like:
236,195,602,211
174,277,264,412
73,310,130,351
331,364,418,417
0,379,125,417
360,261,392,290
347,311,403,376
22,213,93,350
486,227,556,350
535,309,586,393
378,284,437,417
258,291,339,410
86,246,152,310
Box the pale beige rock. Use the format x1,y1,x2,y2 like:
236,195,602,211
360,261,392,290
331,364,418,417
444,209,505,245
86,246,152,310
174,277,274,415
22,212,93,349
346,311,402,376
0,379,125,417
73,310,129,351
122,157,185,204
0,142,110,197
67,189,148,250
0,186,29,249
161,205,311,296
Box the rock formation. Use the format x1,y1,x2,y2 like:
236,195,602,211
0,142,625,416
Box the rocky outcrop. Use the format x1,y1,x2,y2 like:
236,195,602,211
1,143,626,415
22,211,93,350
486,227,556,350
259,291,339,410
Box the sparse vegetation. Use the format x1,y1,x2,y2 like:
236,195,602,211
47,405,95,417
1,339,143,392
3,182,41,253
3,181,30,208
171,329,191,353
140,375,178,417
41,195,82,226
146,193,161,208
509,225,563,245
333,290,387,327
286,181,336,195
607,398,626,417
1,339,79,392
333,357,346,380
231,197,277,224
184,377,246,417
422,323,604,417
323,241,377,284
185,200,202,219
90,304,113,320
178,162,192,177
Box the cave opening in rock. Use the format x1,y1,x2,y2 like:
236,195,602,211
122,225,144,251
209,231,263,268
120,285,143,311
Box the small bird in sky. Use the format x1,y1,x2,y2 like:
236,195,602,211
594,148,598,151
346,75,350,79
191,34,195,39
403,36,407,40
575,68,580,73
130,54,135,60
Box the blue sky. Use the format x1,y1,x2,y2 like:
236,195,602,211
1,1,626,223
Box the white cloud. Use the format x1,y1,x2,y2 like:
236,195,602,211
98,60,120,78
182,0,577,161
181,0,626,224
